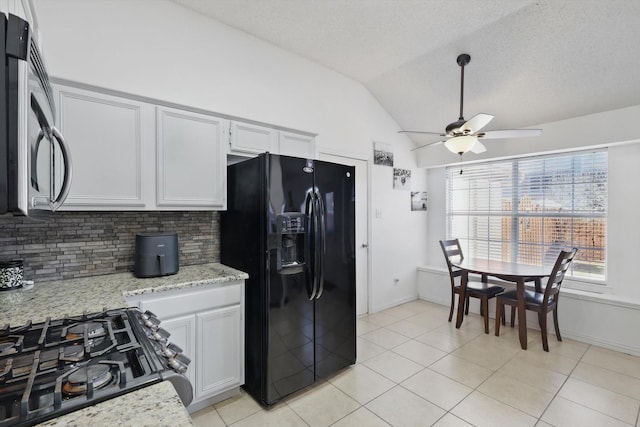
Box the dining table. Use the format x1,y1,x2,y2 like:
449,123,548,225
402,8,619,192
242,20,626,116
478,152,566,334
451,258,552,350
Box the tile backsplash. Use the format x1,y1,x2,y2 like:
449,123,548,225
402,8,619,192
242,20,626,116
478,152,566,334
0,211,219,283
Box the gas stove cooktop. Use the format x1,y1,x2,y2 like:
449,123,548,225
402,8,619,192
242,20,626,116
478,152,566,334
0,308,192,426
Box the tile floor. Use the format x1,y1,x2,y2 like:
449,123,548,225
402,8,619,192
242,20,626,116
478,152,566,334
191,300,640,427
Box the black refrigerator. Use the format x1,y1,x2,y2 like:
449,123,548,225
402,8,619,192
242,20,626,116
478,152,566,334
221,153,356,407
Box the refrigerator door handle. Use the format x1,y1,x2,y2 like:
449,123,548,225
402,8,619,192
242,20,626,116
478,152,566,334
314,190,326,299
304,191,317,300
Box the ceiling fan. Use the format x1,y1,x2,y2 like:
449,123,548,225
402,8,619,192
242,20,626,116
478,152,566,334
400,53,541,155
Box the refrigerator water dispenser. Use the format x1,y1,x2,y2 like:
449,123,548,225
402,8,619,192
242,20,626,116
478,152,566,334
276,213,306,274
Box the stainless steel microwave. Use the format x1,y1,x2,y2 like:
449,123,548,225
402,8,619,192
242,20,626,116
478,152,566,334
1,13,72,218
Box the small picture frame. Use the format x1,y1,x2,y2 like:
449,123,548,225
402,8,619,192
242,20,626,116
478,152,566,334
411,191,428,211
393,168,411,190
373,142,394,167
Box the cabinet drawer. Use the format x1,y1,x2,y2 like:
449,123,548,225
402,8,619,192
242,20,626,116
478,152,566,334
136,284,241,319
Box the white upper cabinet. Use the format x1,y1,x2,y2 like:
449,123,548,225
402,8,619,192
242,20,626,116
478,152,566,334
228,121,316,160
54,83,228,211
156,106,226,209
54,85,153,208
229,121,277,156
278,131,315,159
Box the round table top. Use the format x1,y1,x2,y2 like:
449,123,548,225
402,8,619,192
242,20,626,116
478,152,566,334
452,258,551,280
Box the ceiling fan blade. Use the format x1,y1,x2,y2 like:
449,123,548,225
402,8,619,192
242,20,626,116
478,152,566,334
398,130,444,135
460,113,494,134
470,141,486,154
410,140,445,152
480,129,542,139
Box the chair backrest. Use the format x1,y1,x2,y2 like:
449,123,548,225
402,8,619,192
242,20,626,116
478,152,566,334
543,248,578,306
439,239,464,286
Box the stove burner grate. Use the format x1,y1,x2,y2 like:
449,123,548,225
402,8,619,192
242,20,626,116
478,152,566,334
62,364,113,397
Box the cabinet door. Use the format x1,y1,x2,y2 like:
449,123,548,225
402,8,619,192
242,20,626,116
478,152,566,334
195,305,242,400
156,107,226,208
229,121,277,155
278,131,315,159
157,314,197,392
54,84,153,208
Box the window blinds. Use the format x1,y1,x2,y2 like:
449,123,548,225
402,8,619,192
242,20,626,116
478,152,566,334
446,149,607,280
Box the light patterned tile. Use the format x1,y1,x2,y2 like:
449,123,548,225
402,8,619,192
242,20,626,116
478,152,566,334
581,346,640,380
329,364,396,405
414,329,473,353
385,319,434,338
391,339,447,367
361,328,410,349
357,318,380,336
191,405,225,427
478,372,555,417
230,404,307,427
499,357,568,394
558,378,640,424
452,341,519,371
356,337,386,363
363,312,402,327
573,361,640,400
381,304,421,320
331,407,391,427
512,346,579,375
402,368,473,410
405,311,450,330
541,396,633,427
286,382,360,427
429,355,494,388
451,391,538,427
214,389,262,425
401,299,444,314
432,413,474,427
366,385,446,426
363,351,424,383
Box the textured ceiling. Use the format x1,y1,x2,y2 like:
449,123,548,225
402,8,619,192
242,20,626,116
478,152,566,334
172,0,640,147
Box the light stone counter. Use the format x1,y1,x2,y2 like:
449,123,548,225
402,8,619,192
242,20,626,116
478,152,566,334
36,382,193,427
0,263,248,326
0,263,248,427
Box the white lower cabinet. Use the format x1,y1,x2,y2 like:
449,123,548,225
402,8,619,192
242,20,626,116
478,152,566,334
126,281,244,412
196,306,242,401
158,314,197,395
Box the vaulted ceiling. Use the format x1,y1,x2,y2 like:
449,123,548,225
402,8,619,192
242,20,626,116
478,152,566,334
172,0,640,148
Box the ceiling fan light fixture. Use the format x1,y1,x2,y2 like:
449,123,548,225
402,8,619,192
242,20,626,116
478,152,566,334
444,135,477,154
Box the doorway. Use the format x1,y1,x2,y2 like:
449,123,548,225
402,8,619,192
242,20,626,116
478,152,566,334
318,151,369,316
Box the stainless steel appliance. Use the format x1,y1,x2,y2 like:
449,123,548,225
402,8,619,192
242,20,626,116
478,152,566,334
1,13,72,217
134,232,179,278
0,308,192,426
221,153,356,406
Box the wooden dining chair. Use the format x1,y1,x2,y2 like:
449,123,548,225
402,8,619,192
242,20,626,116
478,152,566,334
494,248,578,351
439,239,505,334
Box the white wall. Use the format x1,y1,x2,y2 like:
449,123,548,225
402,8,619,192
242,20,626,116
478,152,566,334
33,0,427,312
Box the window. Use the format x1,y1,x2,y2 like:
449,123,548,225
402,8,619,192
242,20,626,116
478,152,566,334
446,149,607,281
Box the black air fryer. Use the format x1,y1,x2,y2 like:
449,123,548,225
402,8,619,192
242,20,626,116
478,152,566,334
134,232,179,278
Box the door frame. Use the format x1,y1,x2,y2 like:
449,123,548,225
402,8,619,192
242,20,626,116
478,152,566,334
317,148,371,315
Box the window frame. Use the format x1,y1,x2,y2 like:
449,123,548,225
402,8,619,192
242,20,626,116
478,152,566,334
445,149,608,285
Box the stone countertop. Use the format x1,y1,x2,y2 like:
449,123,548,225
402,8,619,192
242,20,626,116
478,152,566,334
0,263,248,326
0,263,248,427
36,381,193,427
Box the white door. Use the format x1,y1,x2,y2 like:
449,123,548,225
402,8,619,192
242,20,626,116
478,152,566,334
318,152,369,316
